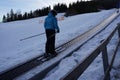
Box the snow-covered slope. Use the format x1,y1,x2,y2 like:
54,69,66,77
0,9,120,80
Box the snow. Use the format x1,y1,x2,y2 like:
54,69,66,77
43,9,120,80
0,8,120,80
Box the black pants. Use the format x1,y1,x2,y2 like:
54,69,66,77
45,29,56,54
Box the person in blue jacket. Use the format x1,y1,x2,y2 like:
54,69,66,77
44,10,60,57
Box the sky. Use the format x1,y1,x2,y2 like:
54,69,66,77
0,0,90,22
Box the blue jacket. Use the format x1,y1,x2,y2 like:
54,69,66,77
44,12,60,31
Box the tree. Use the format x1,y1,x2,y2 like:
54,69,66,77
53,3,67,13
10,9,14,21
23,12,28,19
65,1,98,16
6,13,10,22
17,14,22,20
14,13,18,20
2,15,7,22
29,10,34,18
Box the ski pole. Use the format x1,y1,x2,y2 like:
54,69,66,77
20,32,45,41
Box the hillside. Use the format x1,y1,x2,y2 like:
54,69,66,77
0,9,120,80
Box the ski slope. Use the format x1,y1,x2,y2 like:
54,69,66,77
0,9,120,80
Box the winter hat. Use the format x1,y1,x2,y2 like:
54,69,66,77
51,10,57,16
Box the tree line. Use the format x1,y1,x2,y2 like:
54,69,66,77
2,0,118,22
65,0,118,16
2,7,51,22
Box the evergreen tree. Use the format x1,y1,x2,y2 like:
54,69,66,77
14,13,18,20
65,1,98,16
29,10,34,18
10,9,14,21
53,3,67,13
23,12,28,19
2,15,7,22
6,13,10,22
17,14,22,20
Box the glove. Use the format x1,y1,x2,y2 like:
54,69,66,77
57,29,60,33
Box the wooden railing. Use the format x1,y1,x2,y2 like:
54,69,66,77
61,23,120,80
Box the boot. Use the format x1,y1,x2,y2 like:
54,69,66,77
44,53,51,58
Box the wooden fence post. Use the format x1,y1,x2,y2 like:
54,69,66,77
117,23,120,37
101,45,110,80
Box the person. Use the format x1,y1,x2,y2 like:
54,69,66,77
44,10,60,57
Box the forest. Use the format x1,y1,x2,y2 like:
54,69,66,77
2,0,119,22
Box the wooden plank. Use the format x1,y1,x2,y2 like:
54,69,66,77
61,21,120,80
61,47,100,80
101,45,110,80
117,23,120,37
104,38,120,80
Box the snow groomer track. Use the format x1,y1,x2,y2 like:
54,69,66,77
0,9,119,80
